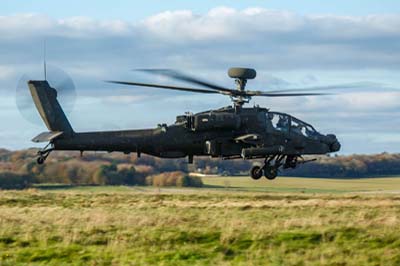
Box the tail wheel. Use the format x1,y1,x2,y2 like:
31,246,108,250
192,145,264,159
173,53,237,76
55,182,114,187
37,156,45,165
264,166,278,180
36,145,53,165
250,166,263,180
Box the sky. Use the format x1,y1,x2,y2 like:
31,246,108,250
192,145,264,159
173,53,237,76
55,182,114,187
3,0,400,18
0,1,400,154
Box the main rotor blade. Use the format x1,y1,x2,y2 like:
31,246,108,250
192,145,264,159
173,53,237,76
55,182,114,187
244,91,330,97
136,69,234,93
106,80,220,94
266,82,384,94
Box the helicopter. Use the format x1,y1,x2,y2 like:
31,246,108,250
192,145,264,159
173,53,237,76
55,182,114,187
26,67,340,180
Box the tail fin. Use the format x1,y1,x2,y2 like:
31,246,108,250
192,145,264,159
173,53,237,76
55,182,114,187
28,80,74,135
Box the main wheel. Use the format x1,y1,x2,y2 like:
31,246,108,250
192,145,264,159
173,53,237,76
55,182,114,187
264,166,278,180
250,166,263,180
37,156,45,165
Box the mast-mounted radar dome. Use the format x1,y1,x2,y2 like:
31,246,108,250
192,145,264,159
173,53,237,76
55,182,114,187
228,68,257,80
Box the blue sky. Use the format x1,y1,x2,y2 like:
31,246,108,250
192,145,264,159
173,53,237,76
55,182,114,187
2,0,400,19
0,1,400,154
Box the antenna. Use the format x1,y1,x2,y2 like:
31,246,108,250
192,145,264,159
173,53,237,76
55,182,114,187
43,40,47,80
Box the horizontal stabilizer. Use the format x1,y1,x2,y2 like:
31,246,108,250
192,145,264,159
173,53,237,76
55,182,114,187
32,131,64,143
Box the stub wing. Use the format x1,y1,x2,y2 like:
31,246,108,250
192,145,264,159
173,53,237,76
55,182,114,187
235,134,262,145
32,131,64,143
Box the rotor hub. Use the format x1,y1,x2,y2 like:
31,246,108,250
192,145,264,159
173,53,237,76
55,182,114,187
227,68,257,109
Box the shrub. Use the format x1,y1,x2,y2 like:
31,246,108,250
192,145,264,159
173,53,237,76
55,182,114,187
92,164,143,186
146,171,203,187
0,172,32,189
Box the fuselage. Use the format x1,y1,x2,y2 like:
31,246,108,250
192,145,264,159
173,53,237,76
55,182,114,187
53,106,340,159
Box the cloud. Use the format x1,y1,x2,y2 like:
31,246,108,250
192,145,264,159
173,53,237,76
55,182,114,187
371,133,400,144
141,7,304,42
301,92,400,112
0,14,133,39
0,8,399,70
103,95,147,104
338,92,400,111
0,66,15,80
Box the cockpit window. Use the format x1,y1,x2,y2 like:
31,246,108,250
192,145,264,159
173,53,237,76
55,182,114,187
268,113,290,133
267,112,320,138
291,117,319,138
291,118,302,135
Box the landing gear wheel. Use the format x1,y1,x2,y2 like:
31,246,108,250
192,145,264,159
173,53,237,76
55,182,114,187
36,143,54,165
250,166,263,180
264,166,278,180
37,156,45,165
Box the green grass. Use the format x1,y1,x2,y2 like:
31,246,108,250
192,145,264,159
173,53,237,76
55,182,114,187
1,177,400,265
202,175,400,193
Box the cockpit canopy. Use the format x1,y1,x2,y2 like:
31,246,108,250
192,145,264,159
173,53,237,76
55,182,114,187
267,112,321,139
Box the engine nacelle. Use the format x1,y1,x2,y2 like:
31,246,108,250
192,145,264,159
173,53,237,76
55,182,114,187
193,113,241,131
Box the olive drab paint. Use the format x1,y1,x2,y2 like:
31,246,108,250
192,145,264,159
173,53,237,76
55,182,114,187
29,68,340,180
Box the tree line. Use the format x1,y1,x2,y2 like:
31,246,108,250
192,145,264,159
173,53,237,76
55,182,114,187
0,149,200,189
0,148,399,189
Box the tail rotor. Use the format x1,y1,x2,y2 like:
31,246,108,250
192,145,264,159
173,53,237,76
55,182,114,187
16,65,77,125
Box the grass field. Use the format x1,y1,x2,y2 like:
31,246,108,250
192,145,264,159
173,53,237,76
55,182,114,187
202,176,400,193
1,176,400,265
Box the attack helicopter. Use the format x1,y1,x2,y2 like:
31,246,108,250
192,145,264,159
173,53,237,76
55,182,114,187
25,67,340,180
